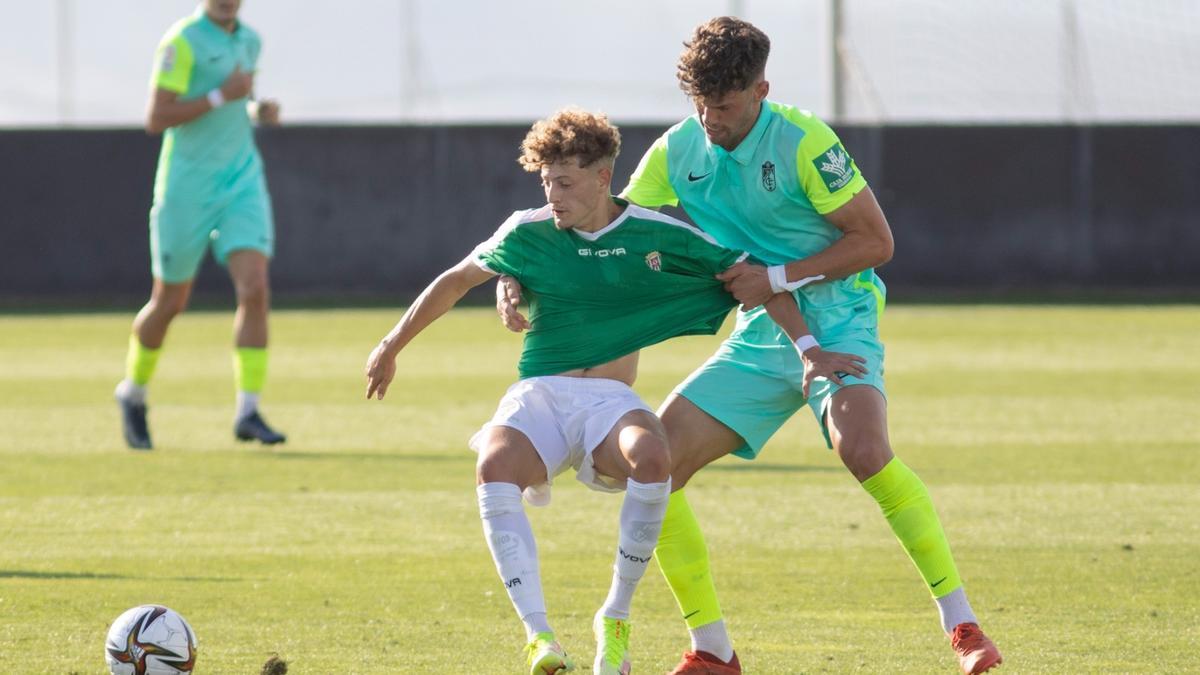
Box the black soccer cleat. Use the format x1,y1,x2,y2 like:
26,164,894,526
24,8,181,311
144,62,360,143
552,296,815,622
117,398,153,451
235,411,287,445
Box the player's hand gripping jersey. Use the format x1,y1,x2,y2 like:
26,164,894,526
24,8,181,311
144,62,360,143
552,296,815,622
472,200,748,379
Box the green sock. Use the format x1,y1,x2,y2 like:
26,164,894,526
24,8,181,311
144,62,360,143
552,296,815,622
125,334,161,386
233,347,268,393
862,457,963,598
654,490,723,629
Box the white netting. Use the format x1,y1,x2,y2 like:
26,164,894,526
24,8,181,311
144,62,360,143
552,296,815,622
835,0,1200,123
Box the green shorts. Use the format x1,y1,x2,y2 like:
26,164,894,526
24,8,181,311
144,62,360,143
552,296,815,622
149,171,274,283
674,304,886,458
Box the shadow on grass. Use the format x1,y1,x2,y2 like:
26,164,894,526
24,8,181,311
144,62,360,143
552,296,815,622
0,570,242,582
704,462,842,474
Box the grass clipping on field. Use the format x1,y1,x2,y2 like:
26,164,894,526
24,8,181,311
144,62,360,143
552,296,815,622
261,654,288,675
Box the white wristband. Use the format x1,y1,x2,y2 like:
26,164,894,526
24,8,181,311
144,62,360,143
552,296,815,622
206,89,226,108
767,265,825,293
794,334,820,355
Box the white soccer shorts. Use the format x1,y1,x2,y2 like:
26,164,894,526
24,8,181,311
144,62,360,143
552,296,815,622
469,375,653,506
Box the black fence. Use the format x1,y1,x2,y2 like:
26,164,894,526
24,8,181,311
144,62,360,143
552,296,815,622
2,123,1197,304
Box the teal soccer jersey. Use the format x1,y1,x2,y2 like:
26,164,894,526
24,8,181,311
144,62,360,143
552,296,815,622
621,102,886,455
622,100,884,334
147,8,273,282
472,200,746,379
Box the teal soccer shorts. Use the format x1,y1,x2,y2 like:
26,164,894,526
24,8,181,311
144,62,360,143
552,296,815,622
674,311,886,458
149,171,274,283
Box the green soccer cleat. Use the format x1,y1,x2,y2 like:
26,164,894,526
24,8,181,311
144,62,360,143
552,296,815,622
525,632,575,675
592,614,631,675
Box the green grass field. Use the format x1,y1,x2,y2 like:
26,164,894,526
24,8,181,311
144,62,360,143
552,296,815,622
1,305,1198,673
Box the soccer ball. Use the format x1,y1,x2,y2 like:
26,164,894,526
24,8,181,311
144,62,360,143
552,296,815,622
104,605,197,675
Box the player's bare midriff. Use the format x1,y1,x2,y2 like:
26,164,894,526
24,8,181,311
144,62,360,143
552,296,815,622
552,350,639,386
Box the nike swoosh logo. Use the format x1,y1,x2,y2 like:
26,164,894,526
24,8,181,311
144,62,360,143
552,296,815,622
931,576,948,588
687,171,711,182
683,609,701,620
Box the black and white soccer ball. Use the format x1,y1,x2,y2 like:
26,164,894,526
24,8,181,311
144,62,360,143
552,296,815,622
104,605,197,675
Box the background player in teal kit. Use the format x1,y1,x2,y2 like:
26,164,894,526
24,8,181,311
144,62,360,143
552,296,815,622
498,17,1003,675
115,0,286,449
365,108,864,675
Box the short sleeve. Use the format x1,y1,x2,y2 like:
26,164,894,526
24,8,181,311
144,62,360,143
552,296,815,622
470,211,527,278
152,32,194,95
796,118,868,214
620,135,679,208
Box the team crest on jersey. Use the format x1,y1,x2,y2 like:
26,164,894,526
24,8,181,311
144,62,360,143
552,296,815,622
160,44,176,72
813,142,857,192
761,161,777,192
645,251,662,271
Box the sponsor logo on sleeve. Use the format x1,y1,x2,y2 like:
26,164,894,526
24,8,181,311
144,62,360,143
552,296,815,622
813,142,857,192
160,44,176,72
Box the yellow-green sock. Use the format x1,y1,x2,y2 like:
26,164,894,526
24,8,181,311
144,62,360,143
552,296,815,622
233,347,268,393
862,457,963,598
125,334,161,386
654,490,724,629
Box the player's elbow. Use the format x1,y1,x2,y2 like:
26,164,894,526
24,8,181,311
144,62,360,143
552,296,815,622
873,233,894,267
144,114,167,135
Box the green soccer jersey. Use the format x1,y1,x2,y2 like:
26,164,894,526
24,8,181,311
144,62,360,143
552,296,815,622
621,101,885,335
473,199,747,379
150,7,263,201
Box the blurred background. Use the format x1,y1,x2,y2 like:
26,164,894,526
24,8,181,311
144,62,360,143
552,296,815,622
2,0,1198,303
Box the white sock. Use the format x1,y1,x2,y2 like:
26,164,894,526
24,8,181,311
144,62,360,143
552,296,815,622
690,619,734,662
599,478,670,620
114,379,146,405
477,482,549,640
235,391,259,421
935,587,978,633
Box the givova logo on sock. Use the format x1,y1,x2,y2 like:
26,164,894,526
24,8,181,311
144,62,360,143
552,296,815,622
813,142,857,192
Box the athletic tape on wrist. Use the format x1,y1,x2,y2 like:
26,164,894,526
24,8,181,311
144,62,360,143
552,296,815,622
793,334,821,355
207,89,226,108
768,265,825,293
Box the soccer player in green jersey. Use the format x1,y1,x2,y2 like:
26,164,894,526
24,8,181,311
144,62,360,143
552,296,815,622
365,108,864,675
115,0,286,449
498,17,1003,675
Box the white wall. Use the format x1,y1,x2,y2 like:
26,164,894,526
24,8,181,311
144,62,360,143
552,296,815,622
0,0,1196,127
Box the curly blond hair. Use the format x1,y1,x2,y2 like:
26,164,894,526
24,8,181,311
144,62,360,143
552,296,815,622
518,108,621,172
677,17,770,100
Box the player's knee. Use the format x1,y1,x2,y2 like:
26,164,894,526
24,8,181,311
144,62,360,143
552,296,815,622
475,445,523,485
235,275,270,310
837,436,893,482
626,434,670,482
149,292,189,318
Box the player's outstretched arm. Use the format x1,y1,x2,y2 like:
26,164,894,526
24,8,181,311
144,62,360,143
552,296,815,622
365,258,495,400
762,293,868,398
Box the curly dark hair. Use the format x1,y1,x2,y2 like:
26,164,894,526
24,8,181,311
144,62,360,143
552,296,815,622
518,107,621,172
677,17,771,99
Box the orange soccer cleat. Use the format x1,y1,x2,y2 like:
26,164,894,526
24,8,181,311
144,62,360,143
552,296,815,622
667,650,741,675
950,622,1003,674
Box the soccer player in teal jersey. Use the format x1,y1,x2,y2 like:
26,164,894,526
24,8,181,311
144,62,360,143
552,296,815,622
498,17,1003,675
365,109,864,675
115,0,286,449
